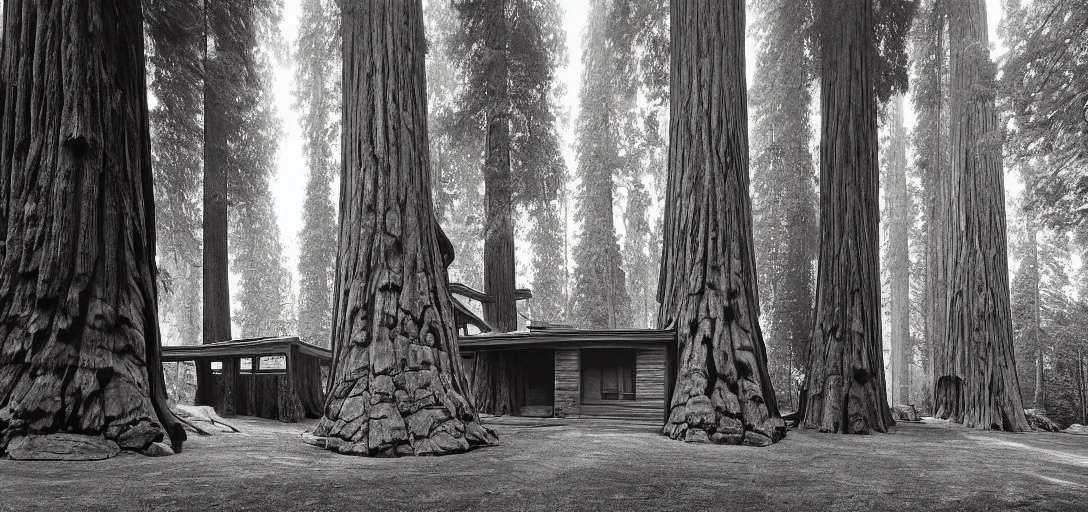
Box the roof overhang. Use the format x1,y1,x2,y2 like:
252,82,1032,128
161,336,332,362
458,328,674,351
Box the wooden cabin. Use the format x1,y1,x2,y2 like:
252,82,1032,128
459,326,674,422
162,336,330,423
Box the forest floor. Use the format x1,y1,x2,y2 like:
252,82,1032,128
2,415,1087,511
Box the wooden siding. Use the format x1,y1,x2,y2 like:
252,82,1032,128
554,349,580,417
636,349,667,403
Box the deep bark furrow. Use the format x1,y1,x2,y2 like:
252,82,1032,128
311,0,495,456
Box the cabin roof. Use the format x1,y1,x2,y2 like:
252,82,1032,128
458,326,674,351
161,335,332,362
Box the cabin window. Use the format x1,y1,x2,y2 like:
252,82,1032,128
581,349,636,401
257,355,287,374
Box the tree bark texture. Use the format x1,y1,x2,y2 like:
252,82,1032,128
936,0,1029,431
311,0,497,456
658,0,785,447
199,0,234,413
0,0,185,455
801,0,894,434
886,94,911,406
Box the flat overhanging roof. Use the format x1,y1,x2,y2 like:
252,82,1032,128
458,328,674,351
161,336,332,362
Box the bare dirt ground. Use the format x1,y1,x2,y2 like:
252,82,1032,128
2,415,1087,511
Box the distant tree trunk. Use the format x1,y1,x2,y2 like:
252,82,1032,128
922,5,946,409
800,0,894,434
1078,344,1086,425
935,0,1029,431
1027,202,1044,415
659,0,786,447
310,0,496,456
1023,198,1044,414
0,0,185,455
199,0,235,416
471,0,517,416
481,0,515,333
887,94,911,406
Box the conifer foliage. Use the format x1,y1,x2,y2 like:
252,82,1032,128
293,0,340,348
449,0,568,329
146,0,206,349
571,0,634,329
749,0,818,410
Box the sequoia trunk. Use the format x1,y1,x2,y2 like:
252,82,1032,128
309,0,497,456
0,0,185,455
800,0,894,434
935,0,1029,431
659,0,786,447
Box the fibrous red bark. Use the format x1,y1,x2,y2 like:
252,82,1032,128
0,0,185,455
658,0,786,447
800,0,894,434
309,0,497,456
934,0,1029,431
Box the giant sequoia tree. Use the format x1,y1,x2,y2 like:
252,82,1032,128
459,0,516,333
196,0,290,414
800,0,895,434
309,0,496,456
933,0,1028,431
202,0,231,351
658,0,785,447
0,0,185,457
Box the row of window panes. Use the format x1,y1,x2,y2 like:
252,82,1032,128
209,355,286,374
